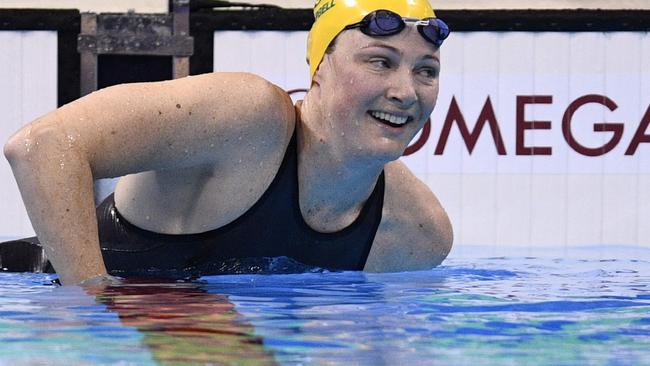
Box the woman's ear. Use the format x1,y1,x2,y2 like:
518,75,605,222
311,53,331,87
307,56,320,87
311,68,323,88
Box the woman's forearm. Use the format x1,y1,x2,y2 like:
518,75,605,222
4,119,107,284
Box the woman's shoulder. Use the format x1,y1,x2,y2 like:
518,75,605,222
196,72,292,104
382,160,442,216
364,160,453,271
181,72,296,152
189,72,294,119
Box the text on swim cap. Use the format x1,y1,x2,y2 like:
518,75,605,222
314,0,336,21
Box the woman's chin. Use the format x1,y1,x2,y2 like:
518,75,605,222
353,137,409,162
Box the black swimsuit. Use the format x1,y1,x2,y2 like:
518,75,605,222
1,130,386,277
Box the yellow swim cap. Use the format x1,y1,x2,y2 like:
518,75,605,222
307,0,436,80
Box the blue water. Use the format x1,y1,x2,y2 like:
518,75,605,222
1,247,650,365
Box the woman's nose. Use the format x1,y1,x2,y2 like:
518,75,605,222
385,70,418,109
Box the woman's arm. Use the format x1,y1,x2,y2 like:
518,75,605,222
5,115,106,283
364,160,453,272
3,72,294,284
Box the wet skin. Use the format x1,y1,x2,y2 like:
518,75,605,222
296,25,442,233
305,25,440,163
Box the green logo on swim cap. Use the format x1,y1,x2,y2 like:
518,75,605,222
314,0,336,21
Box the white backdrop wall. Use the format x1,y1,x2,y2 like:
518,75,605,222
214,30,650,254
0,31,57,240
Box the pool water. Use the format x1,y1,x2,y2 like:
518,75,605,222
1,247,650,365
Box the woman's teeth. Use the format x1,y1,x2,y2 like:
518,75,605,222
370,111,409,125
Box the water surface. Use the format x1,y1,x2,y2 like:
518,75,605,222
1,247,649,365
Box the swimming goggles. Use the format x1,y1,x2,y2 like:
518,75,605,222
344,10,450,47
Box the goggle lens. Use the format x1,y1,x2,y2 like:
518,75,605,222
374,11,405,33
418,18,450,46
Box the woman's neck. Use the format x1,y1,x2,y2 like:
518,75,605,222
295,96,385,233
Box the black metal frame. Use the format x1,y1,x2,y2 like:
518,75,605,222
2,8,650,104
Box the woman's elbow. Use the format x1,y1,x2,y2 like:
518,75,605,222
4,126,32,165
4,121,70,169
433,210,454,264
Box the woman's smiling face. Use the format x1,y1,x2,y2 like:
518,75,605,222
312,24,440,161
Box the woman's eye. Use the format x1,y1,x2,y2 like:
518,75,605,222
369,59,391,69
417,67,439,79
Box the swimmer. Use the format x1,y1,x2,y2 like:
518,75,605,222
3,0,453,284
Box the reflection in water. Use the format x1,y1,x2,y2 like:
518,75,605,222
2,255,650,365
91,279,278,365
